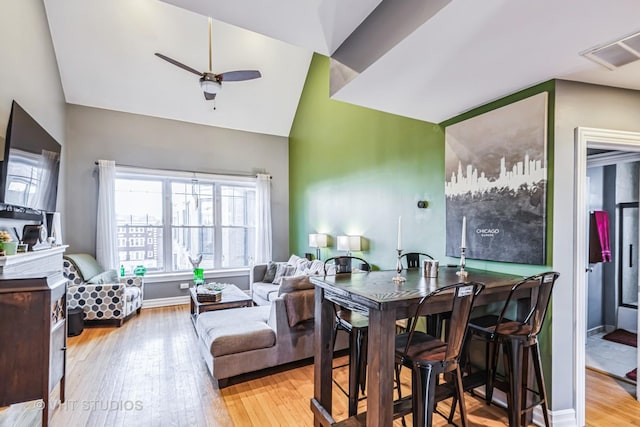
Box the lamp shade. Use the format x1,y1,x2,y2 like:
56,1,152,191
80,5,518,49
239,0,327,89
337,235,361,252
309,233,328,248
348,235,361,251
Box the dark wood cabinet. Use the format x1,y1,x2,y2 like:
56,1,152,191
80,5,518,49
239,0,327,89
0,271,67,427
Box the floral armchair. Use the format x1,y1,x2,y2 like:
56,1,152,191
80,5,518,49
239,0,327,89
63,254,144,326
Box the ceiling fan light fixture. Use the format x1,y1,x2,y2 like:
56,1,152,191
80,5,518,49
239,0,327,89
200,78,221,94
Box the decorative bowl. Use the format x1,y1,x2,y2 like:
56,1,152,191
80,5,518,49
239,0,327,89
204,282,226,291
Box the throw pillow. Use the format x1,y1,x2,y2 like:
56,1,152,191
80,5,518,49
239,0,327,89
262,261,278,282
308,260,325,275
87,269,119,284
63,254,104,282
272,263,295,284
293,258,311,276
287,254,301,265
278,275,314,296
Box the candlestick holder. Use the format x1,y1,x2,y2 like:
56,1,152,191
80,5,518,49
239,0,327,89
456,246,468,279
392,249,406,283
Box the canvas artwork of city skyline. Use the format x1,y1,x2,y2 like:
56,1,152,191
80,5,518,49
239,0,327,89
444,92,549,265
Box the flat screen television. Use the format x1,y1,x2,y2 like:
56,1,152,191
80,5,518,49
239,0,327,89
0,101,61,214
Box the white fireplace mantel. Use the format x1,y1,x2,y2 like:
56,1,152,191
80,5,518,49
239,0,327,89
0,245,68,275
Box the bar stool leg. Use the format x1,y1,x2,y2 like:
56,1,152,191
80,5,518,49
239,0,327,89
485,339,499,405
531,342,551,427
503,339,524,427
521,345,530,427
453,365,469,427
359,332,368,395
412,365,436,427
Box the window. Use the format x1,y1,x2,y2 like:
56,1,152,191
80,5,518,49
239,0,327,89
115,169,256,274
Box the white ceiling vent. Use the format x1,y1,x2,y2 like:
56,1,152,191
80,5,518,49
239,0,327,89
582,31,640,70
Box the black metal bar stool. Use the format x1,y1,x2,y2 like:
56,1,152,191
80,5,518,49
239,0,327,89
325,256,371,417
466,271,559,427
395,281,484,427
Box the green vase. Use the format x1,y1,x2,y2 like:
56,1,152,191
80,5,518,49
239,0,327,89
193,268,204,285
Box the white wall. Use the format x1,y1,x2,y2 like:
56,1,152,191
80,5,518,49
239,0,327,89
553,80,640,413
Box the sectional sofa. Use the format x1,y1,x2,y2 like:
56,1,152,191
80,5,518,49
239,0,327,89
195,256,346,386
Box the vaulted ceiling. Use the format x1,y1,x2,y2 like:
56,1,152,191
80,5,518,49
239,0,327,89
44,0,640,137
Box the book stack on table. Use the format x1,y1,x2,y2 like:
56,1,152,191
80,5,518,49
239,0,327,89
196,285,222,303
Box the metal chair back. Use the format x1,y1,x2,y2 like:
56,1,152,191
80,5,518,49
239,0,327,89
400,252,434,269
323,256,371,275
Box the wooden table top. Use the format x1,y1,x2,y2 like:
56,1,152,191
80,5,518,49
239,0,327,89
310,267,524,312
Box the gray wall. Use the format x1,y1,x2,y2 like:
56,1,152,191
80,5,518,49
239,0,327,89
64,105,290,298
553,80,640,412
0,1,66,235
0,2,65,142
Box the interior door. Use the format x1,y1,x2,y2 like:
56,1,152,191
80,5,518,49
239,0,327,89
637,198,640,401
619,203,638,311
619,202,640,401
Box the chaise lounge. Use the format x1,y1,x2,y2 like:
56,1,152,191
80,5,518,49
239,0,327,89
195,274,347,386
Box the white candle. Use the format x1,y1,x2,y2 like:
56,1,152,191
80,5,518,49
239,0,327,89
397,216,402,250
461,216,467,249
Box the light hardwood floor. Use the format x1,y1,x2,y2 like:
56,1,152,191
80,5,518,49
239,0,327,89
36,305,636,426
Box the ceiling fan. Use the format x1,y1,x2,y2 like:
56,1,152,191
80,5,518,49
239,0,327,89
155,17,261,103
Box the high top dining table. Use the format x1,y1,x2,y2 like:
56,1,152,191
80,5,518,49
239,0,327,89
309,267,524,427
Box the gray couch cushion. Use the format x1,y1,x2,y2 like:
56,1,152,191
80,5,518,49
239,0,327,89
197,306,275,357
263,261,278,282
253,282,280,303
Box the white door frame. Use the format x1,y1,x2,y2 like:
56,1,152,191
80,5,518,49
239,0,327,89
574,127,640,425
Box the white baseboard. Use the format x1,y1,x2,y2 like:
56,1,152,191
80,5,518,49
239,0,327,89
545,408,578,427
142,296,189,309
472,387,577,426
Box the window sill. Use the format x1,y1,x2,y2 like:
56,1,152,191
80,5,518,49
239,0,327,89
142,268,250,284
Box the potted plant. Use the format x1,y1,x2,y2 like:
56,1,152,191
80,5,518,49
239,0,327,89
0,231,17,255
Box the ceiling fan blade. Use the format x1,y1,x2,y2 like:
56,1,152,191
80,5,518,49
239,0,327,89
218,70,262,82
155,53,203,77
203,92,217,101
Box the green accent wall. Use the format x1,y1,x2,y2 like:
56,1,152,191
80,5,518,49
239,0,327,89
289,54,444,268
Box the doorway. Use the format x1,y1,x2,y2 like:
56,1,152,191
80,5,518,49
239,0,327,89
575,128,640,426
584,159,638,380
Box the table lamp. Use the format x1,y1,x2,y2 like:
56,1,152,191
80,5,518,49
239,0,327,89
309,233,328,260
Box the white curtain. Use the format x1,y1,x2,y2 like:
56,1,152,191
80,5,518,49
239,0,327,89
255,174,272,263
96,160,118,270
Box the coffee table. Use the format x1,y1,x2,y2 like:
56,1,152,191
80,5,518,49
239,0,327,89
189,284,253,326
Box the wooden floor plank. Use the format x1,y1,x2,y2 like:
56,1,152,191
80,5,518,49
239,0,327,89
34,304,637,426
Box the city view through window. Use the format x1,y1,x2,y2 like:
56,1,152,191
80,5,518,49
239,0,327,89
115,173,255,275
